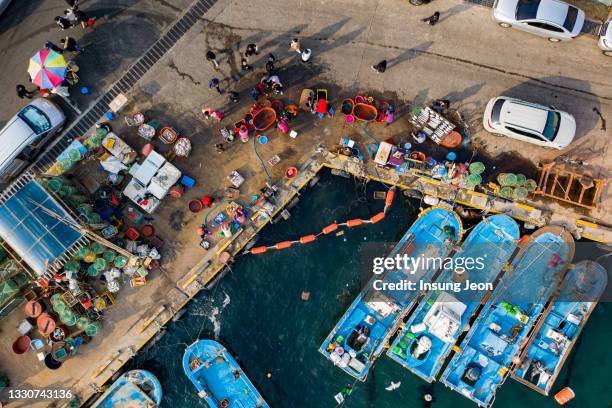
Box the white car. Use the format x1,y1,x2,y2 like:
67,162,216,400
0,98,65,182
483,96,576,149
598,18,612,56
493,0,585,42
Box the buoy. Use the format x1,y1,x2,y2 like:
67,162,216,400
299,235,316,244
384,189,395,208
322,223,338,234
554,387,575,405
250,246,268,255
275,241,292,250
369,212,385,224
518,235,530,245
346,219,364,227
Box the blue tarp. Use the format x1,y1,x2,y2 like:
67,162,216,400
0,180,82,276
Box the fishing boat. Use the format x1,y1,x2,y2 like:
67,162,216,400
183,339,269,408
439,226,575,407
387,214,519,383
319,206,463,381
512,260,608,395
91,369,162,408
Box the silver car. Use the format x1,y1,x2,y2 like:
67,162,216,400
0,98,65,182
483,96,576,149
493,0,585,42
598,18,612,56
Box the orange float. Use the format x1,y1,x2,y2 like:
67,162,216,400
250,246,268,255
369,212,385,224
554,387,575,405
299,235,316,244
322,223,339,234
385,189,395,208
346,219,364,227
275,241,293,250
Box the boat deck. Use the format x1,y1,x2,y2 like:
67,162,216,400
512,261,608,396
440,226,575,406
91,370,162,408
319,207,462,381
387,215,520,383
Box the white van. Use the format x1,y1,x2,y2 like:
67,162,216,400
0,98,66,182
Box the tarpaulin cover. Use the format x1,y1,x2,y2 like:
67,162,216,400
0,181,82,276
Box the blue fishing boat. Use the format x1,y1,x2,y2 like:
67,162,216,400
512,260,608,395
183,339,269,408
439,226,574,407
387,214,519,383
91,369,162,408
319,206,463,381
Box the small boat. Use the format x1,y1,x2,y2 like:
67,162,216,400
183,340,269,408
252,107,277,131
91,369,162,408
387,214,520,383
352,103,377,122
439,226,575,407
512,260,608,395
319,206,463,381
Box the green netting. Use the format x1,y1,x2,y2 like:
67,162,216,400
60,309,77,326
87,213,102,225
103,251,116,262
525,179,537,192
91,242,105,255
114,256,128,268
68,149,82,161
75,247,89,259
93,258,107,271
0,259,24,281
53,301,66,313
515,174,526,186
514,187,529,200
60,186,78,196
467,174,482,185
12,272,28,287
51,294,63,304
64,260,80,272
498,173,517,186
76,317,90,330
86,322,101,337
77,204,93,216
500,186,514,199
87,265,99,277
46,179,63,192
0,280,19,307
469,162,485,175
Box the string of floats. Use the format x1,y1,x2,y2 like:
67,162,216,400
246,188,396,255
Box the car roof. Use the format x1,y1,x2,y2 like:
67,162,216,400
0,116,37,173
500,100,548,133
536,0,569,24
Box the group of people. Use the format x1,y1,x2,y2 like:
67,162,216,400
55,0,95,31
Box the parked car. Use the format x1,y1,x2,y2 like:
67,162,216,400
0,99,65,182
598,18,612,56
493,0,585,42
482,96,576,149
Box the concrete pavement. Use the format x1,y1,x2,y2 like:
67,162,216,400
0,0,192,125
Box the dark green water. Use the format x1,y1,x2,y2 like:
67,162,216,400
131,170,611,408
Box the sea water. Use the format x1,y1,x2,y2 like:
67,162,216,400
131,170,611,408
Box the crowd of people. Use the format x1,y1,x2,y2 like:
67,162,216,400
16,0,92,100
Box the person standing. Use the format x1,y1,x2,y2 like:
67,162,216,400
422,11,440,26
290,38,301,53
206,50,219,69
65,0,80,6
265,54,275,73
244,43,259,59
45,41,64,53
241,57,251,71
61,36,82,54
208,77,222,94
16,85,37,99
371,60,387,73
55,16,72,30
228,91,239,103
300,48,312,64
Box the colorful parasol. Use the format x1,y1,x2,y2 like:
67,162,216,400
28,50,67,89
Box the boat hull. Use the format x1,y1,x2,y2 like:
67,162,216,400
183,339,269,408
319,206,463,381
91,369,162,408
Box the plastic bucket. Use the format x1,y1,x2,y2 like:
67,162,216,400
103,251,116,262
93,258,107,271
525,179,537,192
500,187,514,199
514,187,529,200
469,162,485,175
86,322,101,337
91,242,105,255
87,265,99,277
76,317,90,330
188,199,203,213
515,173,526,186
12,336,31,354
53,301,66,313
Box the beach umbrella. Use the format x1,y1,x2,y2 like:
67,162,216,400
28,50,67,89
